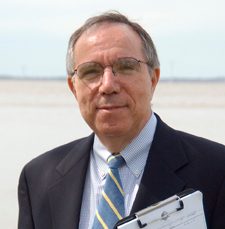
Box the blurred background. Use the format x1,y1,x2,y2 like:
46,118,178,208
1,0,225,79
0,0,225,228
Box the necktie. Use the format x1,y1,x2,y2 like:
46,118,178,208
92,154,125,229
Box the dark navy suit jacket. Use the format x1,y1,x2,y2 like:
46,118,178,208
18,114,225,229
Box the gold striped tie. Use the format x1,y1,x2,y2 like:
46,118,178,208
92,154,125,229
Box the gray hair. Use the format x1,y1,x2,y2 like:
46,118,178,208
66,11,160,77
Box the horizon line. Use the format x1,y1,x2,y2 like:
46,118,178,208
0,74,225,82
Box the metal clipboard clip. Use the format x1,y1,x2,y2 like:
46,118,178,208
114,189,203,229
135,195,185,228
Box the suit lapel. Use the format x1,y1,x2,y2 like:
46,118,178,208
46,115,189,226
48,134,94,229
131,115,188,213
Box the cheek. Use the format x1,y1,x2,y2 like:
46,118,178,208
75,83,90,110
130,78,152,104
128,79,153,120
77,95,90,116
75,89,97,126
142,76,154,99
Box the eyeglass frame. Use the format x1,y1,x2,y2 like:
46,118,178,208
72,57,152,80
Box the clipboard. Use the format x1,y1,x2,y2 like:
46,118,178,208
114,189,207,229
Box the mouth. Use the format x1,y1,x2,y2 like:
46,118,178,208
97,105,127,111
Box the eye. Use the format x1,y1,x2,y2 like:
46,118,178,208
114,58,140,75
77,63,103,80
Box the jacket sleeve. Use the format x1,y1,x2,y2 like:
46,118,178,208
210,177,225,228
18,167,34,229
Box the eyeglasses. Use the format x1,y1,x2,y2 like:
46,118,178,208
73,57,150,89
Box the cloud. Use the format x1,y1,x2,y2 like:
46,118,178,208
1,0,225,77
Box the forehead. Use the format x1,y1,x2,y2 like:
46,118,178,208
74,22,144,63
83,22,140,38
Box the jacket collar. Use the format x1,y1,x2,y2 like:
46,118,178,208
48,134,94,229
131,114,189,213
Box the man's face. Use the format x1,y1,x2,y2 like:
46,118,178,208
68,23,159,144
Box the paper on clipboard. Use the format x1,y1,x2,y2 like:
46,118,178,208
114,190,207,229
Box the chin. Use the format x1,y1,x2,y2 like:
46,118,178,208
97,125,128,137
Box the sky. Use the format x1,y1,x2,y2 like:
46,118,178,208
1,0,225,79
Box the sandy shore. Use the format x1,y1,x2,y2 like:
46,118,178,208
1,79,225,228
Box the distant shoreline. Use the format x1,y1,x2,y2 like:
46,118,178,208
1,75,225,82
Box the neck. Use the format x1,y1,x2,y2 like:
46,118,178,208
97,136,132,153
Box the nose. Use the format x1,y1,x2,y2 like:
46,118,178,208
98,67,120,94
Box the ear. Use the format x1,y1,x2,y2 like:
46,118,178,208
67,76,77,98
151,68,160,91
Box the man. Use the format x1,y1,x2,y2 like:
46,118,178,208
18,12,225,229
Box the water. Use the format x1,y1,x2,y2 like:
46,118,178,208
1,80,225,228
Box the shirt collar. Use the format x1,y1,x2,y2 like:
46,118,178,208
121,113,157,177
93,113,157,178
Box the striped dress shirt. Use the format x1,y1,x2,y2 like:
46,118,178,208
79,113,157,229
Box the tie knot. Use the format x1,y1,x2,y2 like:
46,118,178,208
107,155,124,169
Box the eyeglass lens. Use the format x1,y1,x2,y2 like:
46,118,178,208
75,57,143,89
